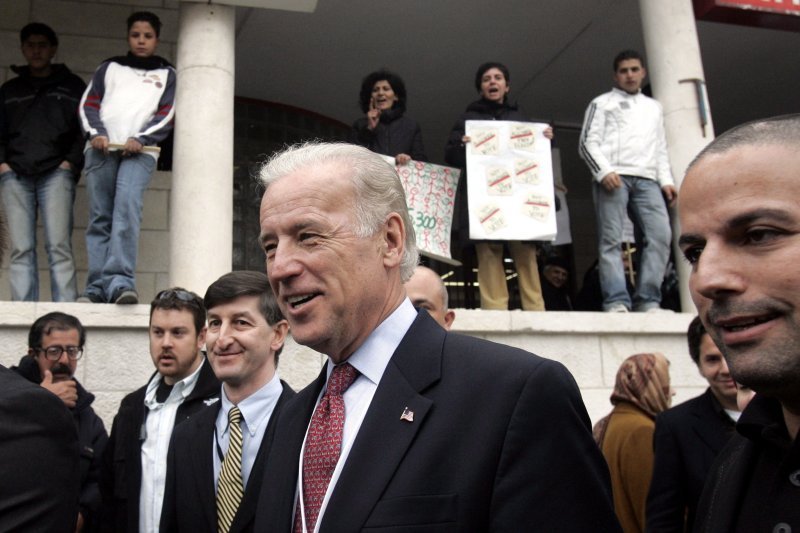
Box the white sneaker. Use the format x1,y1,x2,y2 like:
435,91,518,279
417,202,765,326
606,303,629,313
644,307,674,313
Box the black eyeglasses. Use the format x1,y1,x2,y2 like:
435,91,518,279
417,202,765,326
155,289,197,303
37,345,83,361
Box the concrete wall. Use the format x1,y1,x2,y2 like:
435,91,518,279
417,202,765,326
0,0,180,303
0,303,706,430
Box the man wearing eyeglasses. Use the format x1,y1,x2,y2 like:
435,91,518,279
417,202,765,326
99,288,221,533
12,311,108,532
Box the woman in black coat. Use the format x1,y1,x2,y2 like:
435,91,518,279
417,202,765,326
350,69,426,164
445,62,553,311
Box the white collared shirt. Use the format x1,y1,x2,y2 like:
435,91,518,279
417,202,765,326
139,360,205,533
213,372,283,489
294,298,417,533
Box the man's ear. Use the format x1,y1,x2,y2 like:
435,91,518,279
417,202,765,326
382,213,405,268
443,310,456,330
196,326,207,351
270,320,290,352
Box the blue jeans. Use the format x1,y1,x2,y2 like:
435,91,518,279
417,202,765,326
83,149,155,300
0,166,78,301
594,176,671,311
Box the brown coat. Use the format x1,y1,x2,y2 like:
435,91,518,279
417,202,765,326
600,401,655,533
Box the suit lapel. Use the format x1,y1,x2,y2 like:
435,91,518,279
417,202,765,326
230,382,295,532
255,368,328,532
690,390,732,453
320,312,443,532
189,404,220,531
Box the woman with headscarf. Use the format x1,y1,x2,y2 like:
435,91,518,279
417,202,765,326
593,352,672,533
350,69,426,164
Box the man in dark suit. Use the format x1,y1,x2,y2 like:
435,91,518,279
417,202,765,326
160,271,294,532
0,364,79,532
679,114,800,532
646,316,739,532
12,311,107,532
254,143,620,532
100,288,220,532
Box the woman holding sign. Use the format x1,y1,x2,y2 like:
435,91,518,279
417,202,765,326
350,69,427,164
445,62,553,311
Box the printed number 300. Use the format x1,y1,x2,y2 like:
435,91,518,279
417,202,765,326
415,212,436,230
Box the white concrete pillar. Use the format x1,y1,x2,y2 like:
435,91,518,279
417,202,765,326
170,3,235,295
639,0,714,313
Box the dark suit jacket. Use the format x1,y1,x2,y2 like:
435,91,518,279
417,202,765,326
13,355,108,532
254,311,620,532
99,360,221,533
693,394,800,533
160,380,294,533
646,389,735,533
0,364,80,532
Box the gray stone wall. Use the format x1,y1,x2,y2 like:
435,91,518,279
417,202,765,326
0,303,706,430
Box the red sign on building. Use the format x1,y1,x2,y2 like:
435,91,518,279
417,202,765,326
694,0,800,30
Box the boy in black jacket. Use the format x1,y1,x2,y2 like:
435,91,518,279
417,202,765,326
0,23,85,302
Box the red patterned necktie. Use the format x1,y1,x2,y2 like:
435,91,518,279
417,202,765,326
294,362,360,533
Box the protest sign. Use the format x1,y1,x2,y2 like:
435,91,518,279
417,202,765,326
465,120,557,241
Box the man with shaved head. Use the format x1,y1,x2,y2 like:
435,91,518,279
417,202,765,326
404,265,455,330
678,114,800,532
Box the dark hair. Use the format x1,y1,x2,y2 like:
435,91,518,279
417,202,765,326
150,287,206,335
613,50,644,72
688,113,800,171
28,312,85,349
20,23,58,46
474,62,510,93
204,271,286,360
687,316,707,365
358,69,407,113
544,255,570,272
127,11,162,37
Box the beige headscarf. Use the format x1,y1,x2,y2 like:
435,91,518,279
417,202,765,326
593,353,671,445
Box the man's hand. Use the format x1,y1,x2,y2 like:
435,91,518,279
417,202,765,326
91,135,109,154
122,138,143,156
396,153,412,165
662,185,677,207
600,171,622,191
58,160,73,171
75,512,84,533
543,127,554,139
41,369,78,408
0,162,11,174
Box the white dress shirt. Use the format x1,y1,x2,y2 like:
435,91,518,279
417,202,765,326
295,298,417,533
213,372,284,489
139,360,205,533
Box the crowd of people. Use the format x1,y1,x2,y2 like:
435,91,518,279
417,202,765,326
0,116,799,532
1,10,799,533
1,12,677,313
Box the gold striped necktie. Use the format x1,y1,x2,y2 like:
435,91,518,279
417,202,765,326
217,406,244,533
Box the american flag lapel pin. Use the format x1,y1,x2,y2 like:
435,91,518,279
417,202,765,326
400,406,414,423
